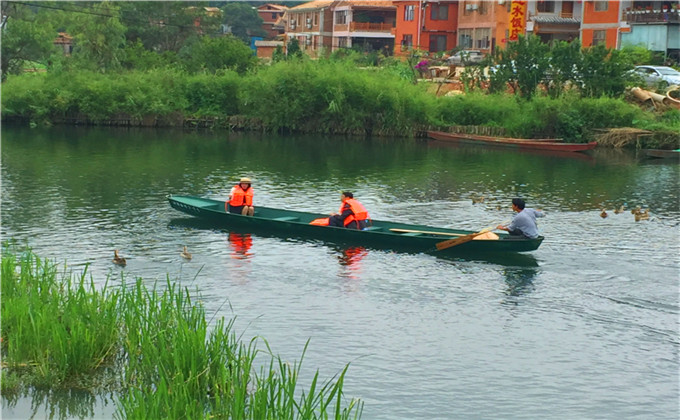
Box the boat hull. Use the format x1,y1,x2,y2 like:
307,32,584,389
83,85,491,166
643,149,680,159
168,195,543,255
427,130,597,152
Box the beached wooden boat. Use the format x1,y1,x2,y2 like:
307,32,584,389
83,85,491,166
427,130,597,153
642,149,680,159
168,195,543,255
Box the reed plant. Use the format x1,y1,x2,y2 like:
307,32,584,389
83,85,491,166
1,244,363,419
1,245,121,389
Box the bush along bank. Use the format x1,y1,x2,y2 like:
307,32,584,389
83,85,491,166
1,61,678,147
0,244,363,420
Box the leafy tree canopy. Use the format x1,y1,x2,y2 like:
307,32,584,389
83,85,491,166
221,2,265,44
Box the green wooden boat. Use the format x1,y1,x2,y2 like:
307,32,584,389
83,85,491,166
168,195,543,255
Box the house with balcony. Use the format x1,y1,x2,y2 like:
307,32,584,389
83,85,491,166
331,1,396,53
619,1,679,60
258,3,288,40
284,0,396,56
527,0,582,44
284,0,335,57
393,1,458,56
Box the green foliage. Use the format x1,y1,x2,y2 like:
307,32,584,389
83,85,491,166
118,2,205,53
221,2,266,44
434,92,653,142
1,245,364,419
185,71,241,116
0,2,57,80
239,60,435,135
272,45,285,63
121,39,179,71
68,1,127,72
179,35,257,74
286,38,304,60
495,35,551,99
578,45,631,97
545,40,582,98
619,45,654,66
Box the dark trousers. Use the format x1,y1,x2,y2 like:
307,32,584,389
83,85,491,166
329,215,365,230
228,205,244,214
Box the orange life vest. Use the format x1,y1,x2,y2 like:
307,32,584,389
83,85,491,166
340,198,368,227
229,185,253,207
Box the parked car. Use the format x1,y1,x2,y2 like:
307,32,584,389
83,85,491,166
447,50,485,66
631,65,680,88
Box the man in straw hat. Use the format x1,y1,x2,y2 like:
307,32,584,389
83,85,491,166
227,177,255,216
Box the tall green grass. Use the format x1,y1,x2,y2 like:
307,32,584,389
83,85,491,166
2,61,676,145
1,244,363,419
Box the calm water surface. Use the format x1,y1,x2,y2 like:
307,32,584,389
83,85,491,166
1,126,678,419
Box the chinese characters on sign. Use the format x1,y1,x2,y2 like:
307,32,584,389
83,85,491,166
509,0,527,41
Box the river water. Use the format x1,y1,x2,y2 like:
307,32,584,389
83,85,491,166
1,126,678,419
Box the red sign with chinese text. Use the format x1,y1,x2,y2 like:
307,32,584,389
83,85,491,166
508,1,527,42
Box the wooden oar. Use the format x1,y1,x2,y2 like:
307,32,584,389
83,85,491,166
435,227,496,251
389,228,467,237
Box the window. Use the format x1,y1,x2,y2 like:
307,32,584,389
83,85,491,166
592,30,606,46
338,37,348,48
429,35,447,52
313,13,318,26
335,10,347,24
459,29,473,49
475,28,491,49
401,34,413,51
594,1,608,12
272,13,277,19
430,4,448,20
478,1,488,15
536,1,555,13
405,5,415,21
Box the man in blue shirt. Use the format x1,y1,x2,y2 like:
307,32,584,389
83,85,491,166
497,198,544,239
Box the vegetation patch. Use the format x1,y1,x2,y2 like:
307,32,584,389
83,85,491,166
1,243,363,419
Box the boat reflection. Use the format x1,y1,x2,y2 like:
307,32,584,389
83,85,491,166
337,246,368,280
228,232,253,260
503,267,538,297
430,250,539,267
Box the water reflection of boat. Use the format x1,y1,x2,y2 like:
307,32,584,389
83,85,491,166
503,267,538,297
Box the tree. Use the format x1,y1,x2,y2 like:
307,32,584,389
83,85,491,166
118,1,208,53
507,35,550,100
0,2,57,80
68,1,126,72
286,38,303,60
179,35,256,74
221,2,264,44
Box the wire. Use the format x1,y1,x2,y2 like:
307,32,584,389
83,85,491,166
8,1,227,36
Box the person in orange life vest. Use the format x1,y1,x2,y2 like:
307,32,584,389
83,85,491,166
328,192,369,230
227,177,254,216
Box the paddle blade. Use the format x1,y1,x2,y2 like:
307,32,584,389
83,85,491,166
435,228,492,251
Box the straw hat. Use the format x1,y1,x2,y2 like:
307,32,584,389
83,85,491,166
239,177,252,184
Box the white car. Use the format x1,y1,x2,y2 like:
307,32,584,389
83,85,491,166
632,65,680,87
446,50,485,65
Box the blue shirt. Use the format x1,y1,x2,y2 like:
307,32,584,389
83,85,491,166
507,208,545,239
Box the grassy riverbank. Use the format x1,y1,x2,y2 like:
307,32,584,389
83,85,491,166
0,244,363,419
2,61,678,146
